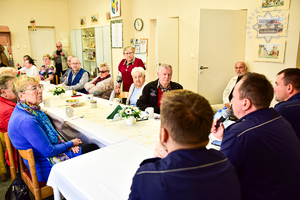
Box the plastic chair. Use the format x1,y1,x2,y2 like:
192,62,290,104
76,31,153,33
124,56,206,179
116,92,129,99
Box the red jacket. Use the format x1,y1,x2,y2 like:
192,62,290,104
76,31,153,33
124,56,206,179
0,96,16,166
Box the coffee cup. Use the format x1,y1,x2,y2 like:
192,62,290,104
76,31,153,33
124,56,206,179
43,99,50,107
90,100,97,108
86,94,93,101
145,107,154,119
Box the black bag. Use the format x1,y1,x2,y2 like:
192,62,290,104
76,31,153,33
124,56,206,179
5,151,30,200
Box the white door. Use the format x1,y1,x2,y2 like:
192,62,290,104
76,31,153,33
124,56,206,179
156,17,179,82
28,28,55,69
197,9,247,104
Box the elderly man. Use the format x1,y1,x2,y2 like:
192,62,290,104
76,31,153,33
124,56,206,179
129,90,241,200
274,68,300,140
211,72,300,200
51,42,69,83
62,58,89,94
223,62,247,108
60,55,75,83
137,63,183,114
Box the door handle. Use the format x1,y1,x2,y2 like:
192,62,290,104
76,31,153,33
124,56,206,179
200,66,208,70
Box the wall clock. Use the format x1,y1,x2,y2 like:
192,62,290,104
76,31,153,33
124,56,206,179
134,18,143,31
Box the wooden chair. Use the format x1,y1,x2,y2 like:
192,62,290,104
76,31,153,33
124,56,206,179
116,92,129,99
4,132,53,200
18,149,53,200
4,132,16,181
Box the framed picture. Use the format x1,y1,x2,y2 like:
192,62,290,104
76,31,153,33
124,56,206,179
255,12,289,39
91,14,99,25
258,0,290,12
253,40,286,63
110,0,121,18
80,17,86,27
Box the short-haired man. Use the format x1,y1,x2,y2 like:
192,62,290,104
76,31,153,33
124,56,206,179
223,62,247,108
129,90,241,200
212,72,300,200
51,42,69,82
137,64,183,114
60,55,75,83
62,58,89,94
274,68,300,140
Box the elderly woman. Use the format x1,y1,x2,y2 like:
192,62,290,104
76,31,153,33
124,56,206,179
127,67,147,107
0,75,17,181
19,57,38,76
84,62,114,100
8,75,98,182
115,46,145,95
39,54,56,82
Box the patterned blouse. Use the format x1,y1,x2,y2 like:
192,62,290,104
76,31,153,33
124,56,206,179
39,65,56,80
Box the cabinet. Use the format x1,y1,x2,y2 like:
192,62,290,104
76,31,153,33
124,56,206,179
70,26,111,79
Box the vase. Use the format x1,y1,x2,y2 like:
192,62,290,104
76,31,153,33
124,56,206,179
56,94,63,100
125,116,136,125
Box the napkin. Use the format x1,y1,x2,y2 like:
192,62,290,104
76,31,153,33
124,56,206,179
107,105,123,119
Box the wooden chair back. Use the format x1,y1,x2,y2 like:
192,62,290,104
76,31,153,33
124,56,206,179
116,92,129,99
18,149,53,200
4,132,16,181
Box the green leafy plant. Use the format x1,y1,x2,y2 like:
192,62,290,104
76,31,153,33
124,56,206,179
51,86,66,96
119,106,141,119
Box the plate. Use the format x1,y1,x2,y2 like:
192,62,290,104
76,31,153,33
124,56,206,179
66,99,79,104
71,102,85,107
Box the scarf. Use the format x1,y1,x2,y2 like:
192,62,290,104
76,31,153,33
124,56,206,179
92,74,111,85
17,100,70,166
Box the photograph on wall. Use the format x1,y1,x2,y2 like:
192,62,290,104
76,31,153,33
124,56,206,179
91,14,99,25
258,0,290,12
253,11,289,41
253,40,286,63
80,17,86,27
111,0,121,18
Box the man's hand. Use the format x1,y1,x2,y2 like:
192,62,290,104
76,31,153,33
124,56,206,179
154,142,168,158
54,54,58,58
211,119,225,141
225,103,230,109
60,52,64,56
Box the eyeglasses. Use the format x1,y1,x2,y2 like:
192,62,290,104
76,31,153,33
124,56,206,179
136,116,148,122
99,70,108,73
43,58,49,60
23,84,43,93
124,52,133,55
71,63,80,65
56,46,62,47
67,60,72,62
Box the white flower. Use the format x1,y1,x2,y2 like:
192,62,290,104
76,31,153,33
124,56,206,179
58,88,62,91
125,109,132,115
133,107,139,113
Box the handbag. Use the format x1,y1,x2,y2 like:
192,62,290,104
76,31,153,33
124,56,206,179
5,150,30,200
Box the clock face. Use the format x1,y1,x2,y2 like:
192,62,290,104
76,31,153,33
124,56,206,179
134,18,143,31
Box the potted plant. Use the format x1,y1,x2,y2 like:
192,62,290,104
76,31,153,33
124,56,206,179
119,106,141,125
51,86,66,100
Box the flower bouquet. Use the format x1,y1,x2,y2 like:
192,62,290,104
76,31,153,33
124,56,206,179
51,86,66,100
119,106,141,125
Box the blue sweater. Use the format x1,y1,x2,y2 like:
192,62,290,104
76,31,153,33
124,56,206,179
8,106,81,181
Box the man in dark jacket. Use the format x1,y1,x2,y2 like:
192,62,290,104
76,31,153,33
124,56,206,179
137,63,183,114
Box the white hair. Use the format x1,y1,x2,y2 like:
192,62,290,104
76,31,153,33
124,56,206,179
158,63,172,72
131,67,145,77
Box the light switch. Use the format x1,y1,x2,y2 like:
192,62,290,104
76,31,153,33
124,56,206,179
191,54,194,59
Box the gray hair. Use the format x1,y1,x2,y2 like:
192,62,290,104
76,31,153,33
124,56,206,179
99,62,110,71
158,63,172,72
131,67,145,77
0,75,15,90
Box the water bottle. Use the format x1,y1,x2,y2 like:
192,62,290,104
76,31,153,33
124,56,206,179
222,107,231,128
213,109,222,121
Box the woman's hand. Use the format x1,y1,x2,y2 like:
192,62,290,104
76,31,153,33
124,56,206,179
71,138,82,146
69,146,80,154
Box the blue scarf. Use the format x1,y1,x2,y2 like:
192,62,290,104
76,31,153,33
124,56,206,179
17,100,70,166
